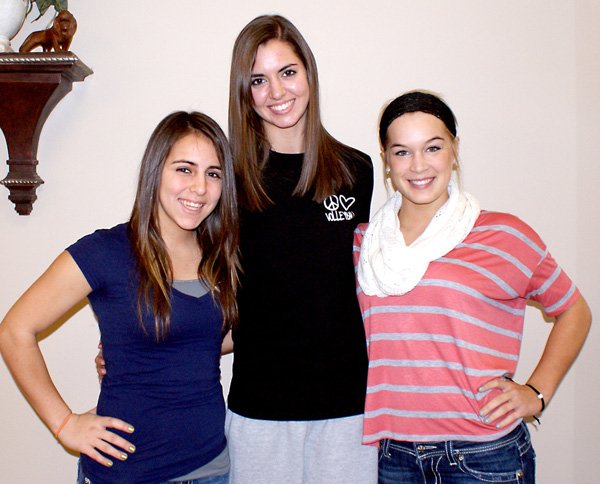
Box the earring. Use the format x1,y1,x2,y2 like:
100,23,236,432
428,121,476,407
385,166,391,175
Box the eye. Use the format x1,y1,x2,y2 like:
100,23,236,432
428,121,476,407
282,69,296,77
176,166,192,174
426,145,442,153
393,149,409,157
251,77,266,87
207,170,222,180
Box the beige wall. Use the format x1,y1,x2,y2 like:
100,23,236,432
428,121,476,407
574,0,600,479
0,1,597,482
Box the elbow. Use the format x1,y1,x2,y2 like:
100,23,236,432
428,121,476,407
568,294,593,340
0,315,25,358
0,320,10,357
582,297,593,333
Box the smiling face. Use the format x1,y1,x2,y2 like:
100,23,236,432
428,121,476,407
250,39,310,147
157,132,223,241
384,111,457,217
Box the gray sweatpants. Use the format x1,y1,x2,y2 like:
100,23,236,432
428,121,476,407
225,410,377,484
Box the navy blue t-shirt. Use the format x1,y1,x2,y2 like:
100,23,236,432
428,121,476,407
67,223,226,484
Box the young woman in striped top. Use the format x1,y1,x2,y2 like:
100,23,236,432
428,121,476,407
354,91,591,483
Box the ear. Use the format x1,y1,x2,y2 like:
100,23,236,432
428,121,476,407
451,136,460,166
380,144,389,164
380,149,392,176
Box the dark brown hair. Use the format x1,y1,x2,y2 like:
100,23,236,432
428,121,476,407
129,111,239,340
379,90,458,146
229,14,358,210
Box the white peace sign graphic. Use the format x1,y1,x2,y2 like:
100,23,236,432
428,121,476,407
323,195,339,211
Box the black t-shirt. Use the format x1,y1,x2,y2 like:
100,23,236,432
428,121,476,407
228,150,373,420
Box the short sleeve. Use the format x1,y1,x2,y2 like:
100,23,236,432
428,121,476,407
526,250,580,317
65,224,129,293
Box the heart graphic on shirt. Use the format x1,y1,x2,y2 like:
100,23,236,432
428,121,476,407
339,195,355,211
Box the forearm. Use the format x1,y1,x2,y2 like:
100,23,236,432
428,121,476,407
526,295,592,404
0,324,71,435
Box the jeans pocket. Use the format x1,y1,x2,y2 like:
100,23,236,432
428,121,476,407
456,441,526,483
516,422,535,460
378,439,389,463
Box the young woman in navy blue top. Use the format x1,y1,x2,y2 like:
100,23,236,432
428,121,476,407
0,111,239,483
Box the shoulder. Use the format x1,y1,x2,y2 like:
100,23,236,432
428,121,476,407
67,223,131,260
473,210,545,250
338,146,373,196
476,210,536,233
342,146,373,173
327,134,372,171
64,223,133,290
75,222,129,245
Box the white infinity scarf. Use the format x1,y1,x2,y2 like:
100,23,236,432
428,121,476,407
358,179,480,297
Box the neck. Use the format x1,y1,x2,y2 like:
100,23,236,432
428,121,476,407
398,198,447,246
264,122,306,154
161,230,201,280
161,227,197,252
398,179,457,245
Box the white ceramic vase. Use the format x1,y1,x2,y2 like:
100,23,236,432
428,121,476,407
0,0,29,52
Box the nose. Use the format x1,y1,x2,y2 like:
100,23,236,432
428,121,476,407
190,174,206,195
410,152,427,172
269,78,285,100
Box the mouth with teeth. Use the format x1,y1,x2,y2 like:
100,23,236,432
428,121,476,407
269,99,294,113
180,199,204,211
409,177,434,188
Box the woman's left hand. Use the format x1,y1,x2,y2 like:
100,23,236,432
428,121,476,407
478,378,543,428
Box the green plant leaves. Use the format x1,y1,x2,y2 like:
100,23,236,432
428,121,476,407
30,0,69,21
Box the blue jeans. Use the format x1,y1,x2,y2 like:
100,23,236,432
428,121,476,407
157,473,229,484
157,474,229,484
378,422,536,483
76,461,229,484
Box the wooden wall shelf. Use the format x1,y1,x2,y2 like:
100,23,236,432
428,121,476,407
0,52,92,215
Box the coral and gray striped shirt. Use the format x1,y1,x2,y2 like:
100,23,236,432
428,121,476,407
353,211,579,445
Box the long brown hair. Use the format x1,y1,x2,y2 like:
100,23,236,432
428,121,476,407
229,14,358,210
129,111,239,340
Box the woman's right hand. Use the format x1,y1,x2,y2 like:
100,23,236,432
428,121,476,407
58,410,136,467
95,342,106,381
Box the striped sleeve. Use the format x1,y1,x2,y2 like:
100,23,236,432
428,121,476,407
527,250,579,316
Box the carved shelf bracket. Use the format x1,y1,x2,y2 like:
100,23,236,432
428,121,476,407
0,52,92,215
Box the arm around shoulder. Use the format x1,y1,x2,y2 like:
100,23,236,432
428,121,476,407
221,329,234,355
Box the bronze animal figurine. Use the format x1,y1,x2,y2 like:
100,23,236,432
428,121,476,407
19,10,77,53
